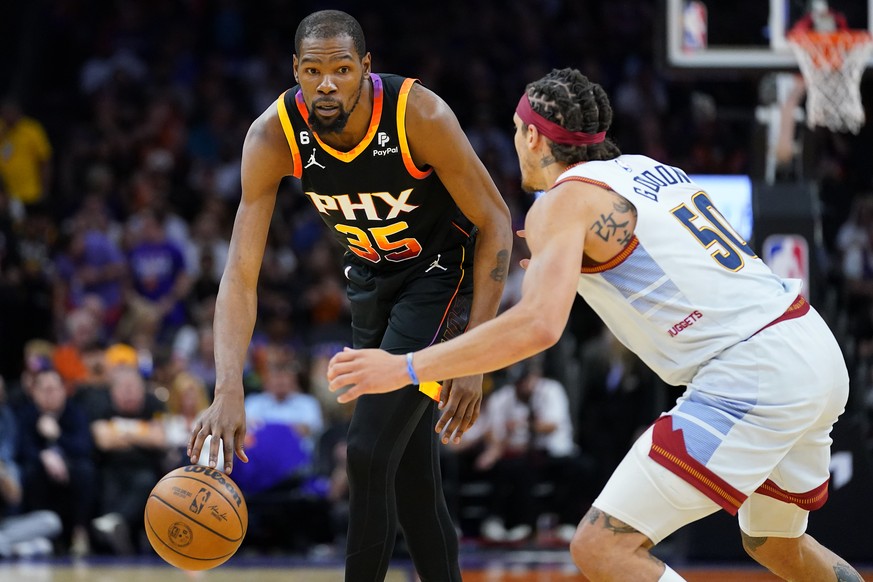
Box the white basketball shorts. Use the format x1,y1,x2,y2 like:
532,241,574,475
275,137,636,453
593,303,849,544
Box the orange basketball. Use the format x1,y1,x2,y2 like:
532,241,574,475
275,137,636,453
144,465,248,570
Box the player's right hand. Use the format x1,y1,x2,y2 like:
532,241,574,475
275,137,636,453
187,392,248,474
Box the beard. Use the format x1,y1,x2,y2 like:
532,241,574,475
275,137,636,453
308,75,365,136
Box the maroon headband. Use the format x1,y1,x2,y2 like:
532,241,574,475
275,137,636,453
515,93,606,146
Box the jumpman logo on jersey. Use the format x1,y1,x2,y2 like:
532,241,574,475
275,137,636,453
425,254,447,272
305,148,325,169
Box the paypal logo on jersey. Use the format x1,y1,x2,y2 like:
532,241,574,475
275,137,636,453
374,131,399,156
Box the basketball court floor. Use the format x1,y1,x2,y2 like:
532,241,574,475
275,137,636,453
2,556,872,581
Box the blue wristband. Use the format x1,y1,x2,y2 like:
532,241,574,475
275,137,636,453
406,352,420,385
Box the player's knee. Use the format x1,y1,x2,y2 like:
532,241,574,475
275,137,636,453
570,520,608,578
345,439,378,475
346,436,396,477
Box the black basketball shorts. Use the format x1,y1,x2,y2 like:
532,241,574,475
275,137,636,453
344,242,474,355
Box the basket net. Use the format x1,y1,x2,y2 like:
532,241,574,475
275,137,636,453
787,29,873,134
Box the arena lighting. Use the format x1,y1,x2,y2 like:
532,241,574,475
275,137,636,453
689,174,754,242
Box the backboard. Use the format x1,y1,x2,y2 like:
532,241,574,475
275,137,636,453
665,0,873,69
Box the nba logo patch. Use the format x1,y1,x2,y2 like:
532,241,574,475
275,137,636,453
763,234,809,299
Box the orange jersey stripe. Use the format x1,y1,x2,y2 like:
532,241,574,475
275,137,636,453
397,78,432,180
428,245,467,348
580,236,639,274
276,91,302,178
451,221,471,238
553,175,613,191
293,74,384,163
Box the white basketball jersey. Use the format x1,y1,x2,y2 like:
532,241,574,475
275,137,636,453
558,155,801,386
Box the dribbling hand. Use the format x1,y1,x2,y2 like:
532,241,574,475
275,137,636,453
187,393,249,474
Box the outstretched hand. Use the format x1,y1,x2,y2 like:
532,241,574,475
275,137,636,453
328,347,481,443
327,348,409,402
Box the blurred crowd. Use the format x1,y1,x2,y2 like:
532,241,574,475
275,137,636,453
2,0,873,560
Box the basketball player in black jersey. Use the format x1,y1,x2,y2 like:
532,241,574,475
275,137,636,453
187,9,512,581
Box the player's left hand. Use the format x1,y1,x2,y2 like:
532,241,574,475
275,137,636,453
327,347,409,402
435,374,482,445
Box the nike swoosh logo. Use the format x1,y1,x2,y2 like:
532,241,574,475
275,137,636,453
344,266,352,279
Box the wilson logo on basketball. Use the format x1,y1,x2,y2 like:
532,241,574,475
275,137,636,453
183,465,244,508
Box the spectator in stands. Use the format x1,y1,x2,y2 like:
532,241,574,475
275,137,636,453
476,356,593,544
162,371,209,469
576,327,673,494
14,207,56,343
236,357,330,552
52,307,105,395
185,325,218,392
16,369,95,555
185,211,227,306
0,97,53,213
245,358,324,454
53,201,127,333
0,184,24,380
0,375,62,558
840,194,873,363
89,365,167,554
124,209,191,342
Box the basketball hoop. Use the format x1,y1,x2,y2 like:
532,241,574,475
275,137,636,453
787,29,873,134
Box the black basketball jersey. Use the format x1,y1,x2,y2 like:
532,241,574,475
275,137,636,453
277,73,473,271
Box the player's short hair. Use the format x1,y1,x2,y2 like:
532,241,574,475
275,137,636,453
523,68,621,164
295,10,367,60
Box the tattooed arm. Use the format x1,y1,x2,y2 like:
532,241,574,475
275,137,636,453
329,174,593,396
404,82,513,443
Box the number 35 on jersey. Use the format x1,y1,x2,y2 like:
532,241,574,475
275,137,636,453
305,189,423,264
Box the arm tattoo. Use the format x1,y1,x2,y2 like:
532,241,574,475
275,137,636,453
612,195,637,217
591,195,636,243
490,249,509,282
834,564,863,581
590,212,630,242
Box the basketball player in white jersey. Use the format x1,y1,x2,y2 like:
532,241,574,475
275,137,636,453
327,68,862,581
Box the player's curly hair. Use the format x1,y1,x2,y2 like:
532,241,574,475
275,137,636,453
524,68,621,164
295,10,367,60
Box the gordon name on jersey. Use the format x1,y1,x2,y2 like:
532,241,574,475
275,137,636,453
559,155,802,385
